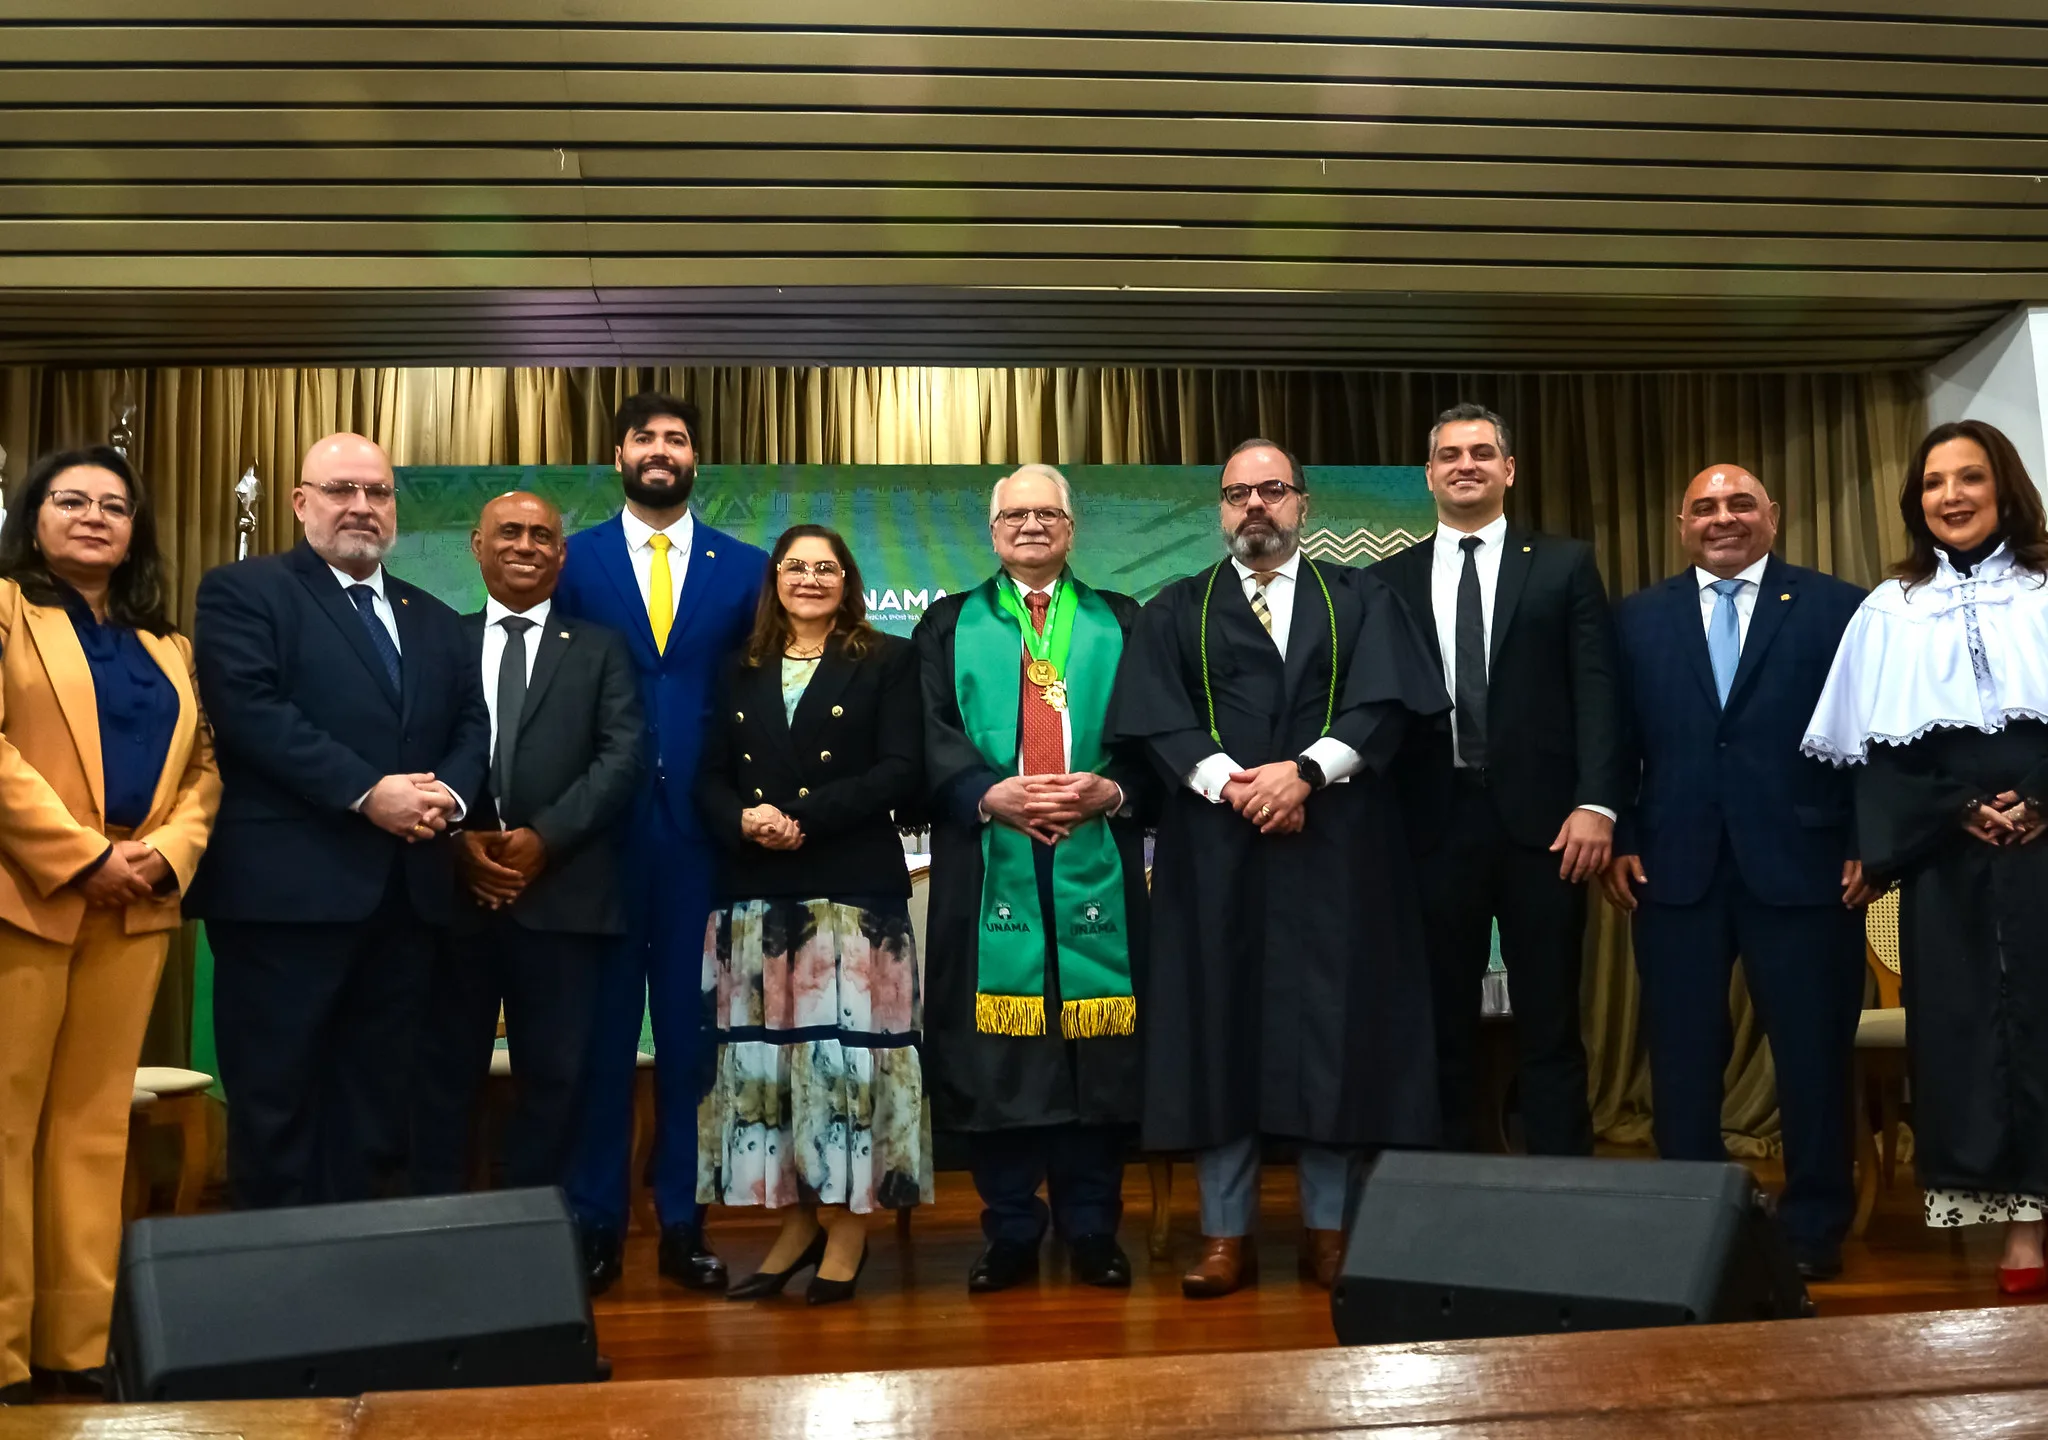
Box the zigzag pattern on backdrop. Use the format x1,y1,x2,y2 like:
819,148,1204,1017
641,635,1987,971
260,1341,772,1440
1301,526,1430,564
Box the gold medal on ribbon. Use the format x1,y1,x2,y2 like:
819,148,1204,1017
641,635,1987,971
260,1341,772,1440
1043,680,1068,712
1026,657,1059,688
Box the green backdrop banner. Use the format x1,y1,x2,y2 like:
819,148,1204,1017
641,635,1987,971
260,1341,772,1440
389,464,1432,625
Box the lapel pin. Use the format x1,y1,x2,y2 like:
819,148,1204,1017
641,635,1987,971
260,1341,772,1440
705,549,715,558
400,597,409,605
1780,593,1791,601
1522,545,1531,553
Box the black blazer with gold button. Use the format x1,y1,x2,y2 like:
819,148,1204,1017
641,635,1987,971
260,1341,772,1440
695,630,922,902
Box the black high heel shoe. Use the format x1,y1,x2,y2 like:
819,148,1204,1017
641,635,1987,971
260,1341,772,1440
805,1240,869,1307
727,1226,828,1301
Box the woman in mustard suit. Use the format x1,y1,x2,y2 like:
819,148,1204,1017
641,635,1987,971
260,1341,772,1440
0,446,219,1405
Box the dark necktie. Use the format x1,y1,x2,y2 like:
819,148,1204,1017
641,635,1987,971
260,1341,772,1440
1019,590,1064,777
1454,535,1488,768
493,615,535,814
347,583,402,692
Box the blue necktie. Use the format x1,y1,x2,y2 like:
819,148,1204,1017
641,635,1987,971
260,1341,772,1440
1708,578,1743,707
347,583,402,691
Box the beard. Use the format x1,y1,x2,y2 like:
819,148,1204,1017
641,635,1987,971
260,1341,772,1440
621,455,696,510
1227,513,1300,566
311,519,393,566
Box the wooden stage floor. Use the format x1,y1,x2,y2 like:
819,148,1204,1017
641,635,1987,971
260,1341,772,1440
596,1151,2030,1383
8,1151,2047,1439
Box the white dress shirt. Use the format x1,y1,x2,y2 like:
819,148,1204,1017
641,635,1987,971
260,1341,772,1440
1427,515,1613,821
482,595,551,758
1695,554,1770,649
329,562,401,654
331,564,466,819
1184,549,1364,803
619,506,694,618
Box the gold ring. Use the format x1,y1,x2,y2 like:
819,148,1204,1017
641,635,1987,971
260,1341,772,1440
1258,804,1272,819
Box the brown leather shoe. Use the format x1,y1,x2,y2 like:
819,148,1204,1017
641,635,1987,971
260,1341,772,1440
1182,1236,1257,1298
1300,1228,1344,1289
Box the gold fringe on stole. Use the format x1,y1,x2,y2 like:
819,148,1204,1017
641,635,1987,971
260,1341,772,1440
1060,995,1137,1040
975,993,1048,1036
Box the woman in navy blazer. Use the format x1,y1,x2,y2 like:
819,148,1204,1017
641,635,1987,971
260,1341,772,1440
694,525,927,1306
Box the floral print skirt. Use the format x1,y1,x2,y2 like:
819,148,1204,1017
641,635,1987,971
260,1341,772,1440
698,897,932,1215
1924,1189,2048,1228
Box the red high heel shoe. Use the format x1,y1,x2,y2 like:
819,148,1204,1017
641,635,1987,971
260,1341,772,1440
1997,1265,2048,1296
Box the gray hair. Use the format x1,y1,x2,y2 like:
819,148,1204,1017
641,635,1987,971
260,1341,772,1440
1428,403,1514,461
989,463,1074,524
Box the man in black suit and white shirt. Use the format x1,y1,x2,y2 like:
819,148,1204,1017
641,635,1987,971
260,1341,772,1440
192,433,491,1208
411,492,645,1196
1373,404,1627,1157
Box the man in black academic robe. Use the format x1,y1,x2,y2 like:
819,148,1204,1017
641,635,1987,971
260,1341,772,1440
1106,439,1448,1298
915,463,1155,1294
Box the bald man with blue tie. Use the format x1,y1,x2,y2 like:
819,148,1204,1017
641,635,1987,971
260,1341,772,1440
1604,463,1872,1282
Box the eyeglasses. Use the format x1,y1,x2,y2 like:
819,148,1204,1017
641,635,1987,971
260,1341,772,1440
301,479,396,504
1221,480,1304,508
994,507,1070,529
778,559,844,579
45,490,134,522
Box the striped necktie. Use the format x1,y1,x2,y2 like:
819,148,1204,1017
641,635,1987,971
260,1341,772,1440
1248,570,1280,635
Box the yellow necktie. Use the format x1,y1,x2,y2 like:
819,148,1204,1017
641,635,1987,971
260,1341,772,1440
648,533,674,654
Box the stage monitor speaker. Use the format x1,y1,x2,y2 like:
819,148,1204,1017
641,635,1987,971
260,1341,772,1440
1332,1152,1811,1346
111,1187,600,1401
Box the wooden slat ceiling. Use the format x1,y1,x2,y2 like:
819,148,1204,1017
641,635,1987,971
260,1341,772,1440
0,0,2043,369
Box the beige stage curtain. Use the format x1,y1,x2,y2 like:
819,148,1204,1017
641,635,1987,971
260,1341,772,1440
0,364,1920,1146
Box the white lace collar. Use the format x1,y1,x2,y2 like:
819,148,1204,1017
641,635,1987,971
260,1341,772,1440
1802,543,2048,764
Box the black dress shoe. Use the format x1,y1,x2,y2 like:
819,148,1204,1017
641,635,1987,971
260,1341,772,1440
967,1239,1041,1294
581,1226,622,1297
0,1381,33,1406
1795,1250,1844,1282
658,1224,729,1292
728,1226,828,1301
806,1241,869,1307
1069,1234,1132,1289
30,1366,108,1399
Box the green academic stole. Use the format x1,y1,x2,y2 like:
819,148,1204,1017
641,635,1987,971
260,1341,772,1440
953,572,1135,1040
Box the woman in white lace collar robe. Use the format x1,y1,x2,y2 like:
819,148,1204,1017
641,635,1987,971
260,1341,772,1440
1804,419,2048,1295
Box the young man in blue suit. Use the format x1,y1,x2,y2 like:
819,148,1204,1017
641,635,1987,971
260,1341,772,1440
552,392,768,1293
1603,463,1875,1281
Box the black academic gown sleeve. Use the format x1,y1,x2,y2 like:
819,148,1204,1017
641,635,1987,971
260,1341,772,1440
1855,741,1980,884
1332,566,1452,772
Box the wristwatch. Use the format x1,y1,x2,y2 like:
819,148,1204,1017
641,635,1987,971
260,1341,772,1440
1295,755,1327,791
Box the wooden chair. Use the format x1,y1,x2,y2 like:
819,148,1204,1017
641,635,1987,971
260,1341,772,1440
628,1051,661,1233
1851,889,1907,1238
122,1087,158,1223
133,1065,217,1215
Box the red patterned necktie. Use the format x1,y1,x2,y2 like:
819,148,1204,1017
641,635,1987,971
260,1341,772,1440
1019,589,1064,776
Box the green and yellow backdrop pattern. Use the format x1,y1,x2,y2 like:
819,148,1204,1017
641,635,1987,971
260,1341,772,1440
384,462,1432,625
